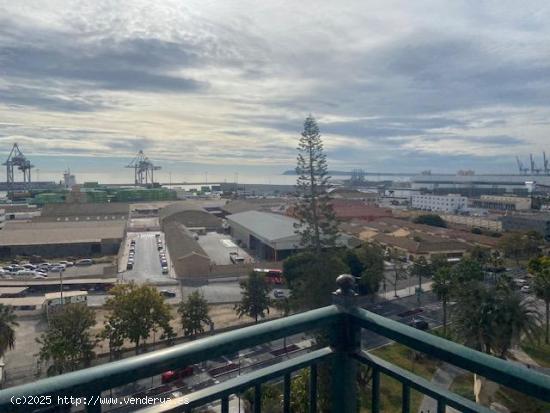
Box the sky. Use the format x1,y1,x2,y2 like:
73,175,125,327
1,1,550,182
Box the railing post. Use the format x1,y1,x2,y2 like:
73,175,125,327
330,274,360,413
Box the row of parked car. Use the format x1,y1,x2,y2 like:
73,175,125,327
157,234,169,274
127,239,136,270
0,259,94,279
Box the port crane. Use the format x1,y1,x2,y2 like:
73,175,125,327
125,150,161,185
3,143,33,188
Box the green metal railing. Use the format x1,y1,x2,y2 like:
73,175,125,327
0,275,549,413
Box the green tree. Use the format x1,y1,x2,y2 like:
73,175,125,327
498,232,541,264
36,304,96,376
0,304,18,359
342,244,384,295
287,252,348,310
430,254,451,273
294,115,339,255
432,267,453,335
452,282,540,357
235,272,271,323
103,282,175,354
529,256,550,343
99,317,125,361
469,245,491,266
386,248,408,298
410,256,431,303
178,291,211,339
413,214,447,228
451,258,484,285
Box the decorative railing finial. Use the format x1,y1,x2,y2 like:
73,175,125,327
333,273,358,297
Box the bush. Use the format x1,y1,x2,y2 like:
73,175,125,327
413,214,447,228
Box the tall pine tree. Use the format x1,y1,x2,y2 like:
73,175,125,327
294,115,338,255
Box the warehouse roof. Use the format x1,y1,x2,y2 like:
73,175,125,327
222,199,290,215
161,209,221,229
0,221,126,246
40,203,130,217
227,211,299,243
164,223,209,260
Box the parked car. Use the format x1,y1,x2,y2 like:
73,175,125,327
409,318,429,331
49,265,65,272
162,267,169,274
22,264,36,270
520,285,531,293
75,259,93,266
161,367,193,384
273,289,285,298
127,262,134,270
58,261,74,267
16,270,36,277
33,274,47,279
160,290,176,298
155,233,161,238
229,253,245,264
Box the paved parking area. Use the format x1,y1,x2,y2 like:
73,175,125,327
197,232,253,265
121,232,175,284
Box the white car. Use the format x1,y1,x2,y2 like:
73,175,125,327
33,274,47,279
520,285,531,293
16,270,36,276
58,261,74,267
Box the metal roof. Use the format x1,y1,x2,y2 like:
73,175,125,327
0,221,126,246
227,211,299,243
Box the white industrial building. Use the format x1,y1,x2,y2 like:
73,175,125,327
411,194,468,213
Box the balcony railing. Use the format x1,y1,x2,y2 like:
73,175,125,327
1,275,549,413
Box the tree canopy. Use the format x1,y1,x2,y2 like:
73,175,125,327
528,256,550,343
178,291,211,338
37,304,96,376
0,303,18,358
498,232,541,263
103,282,175,353
294,115,339,254
235,272,271,323
413,214,447,228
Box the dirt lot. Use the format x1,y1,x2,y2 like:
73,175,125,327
92,303,283,354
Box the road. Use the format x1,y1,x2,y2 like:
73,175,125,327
103,291,445,412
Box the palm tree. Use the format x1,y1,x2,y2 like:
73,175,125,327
0,304,18,358
452,282,540,406
528,256,550,344
452,282,540,357
533,269,550,344
432,267,453,336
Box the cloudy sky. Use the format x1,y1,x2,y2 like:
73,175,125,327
1,1,550,182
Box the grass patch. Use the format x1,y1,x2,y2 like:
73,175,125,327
521,340,550,368
496,386,550,413
449,373,475,402
360,343,440,413
450,372,550,413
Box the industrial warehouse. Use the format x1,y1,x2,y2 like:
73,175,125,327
0,220,126,258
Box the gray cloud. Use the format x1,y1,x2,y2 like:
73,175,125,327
0,2,549,173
